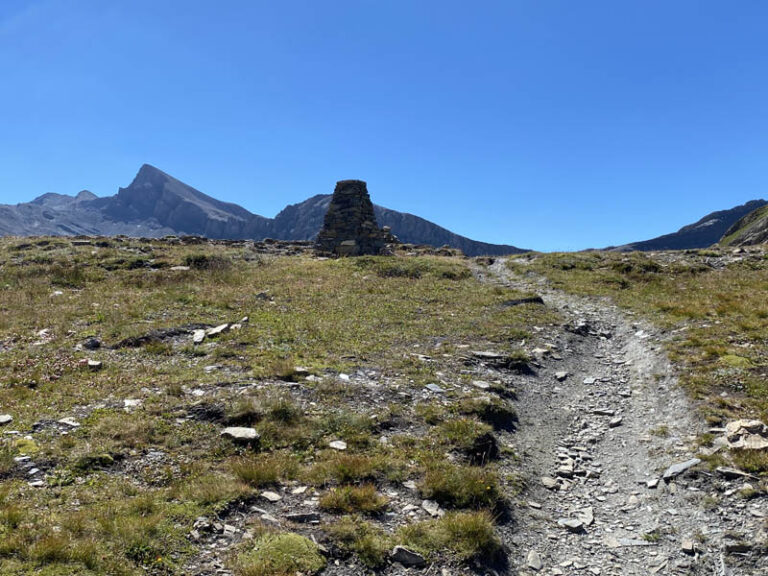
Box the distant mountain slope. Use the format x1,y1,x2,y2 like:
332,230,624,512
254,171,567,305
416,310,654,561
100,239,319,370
0,164,526,256
720,204,768,247
610,199,768,251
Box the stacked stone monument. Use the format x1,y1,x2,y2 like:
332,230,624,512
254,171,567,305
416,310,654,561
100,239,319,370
315,180,392,256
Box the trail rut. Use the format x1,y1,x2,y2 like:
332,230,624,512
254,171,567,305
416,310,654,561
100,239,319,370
477,259,765,576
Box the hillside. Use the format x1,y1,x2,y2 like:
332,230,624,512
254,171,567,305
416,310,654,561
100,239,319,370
610,199,767,251
0,165,526,256
720,204,768,246
0,238,765,575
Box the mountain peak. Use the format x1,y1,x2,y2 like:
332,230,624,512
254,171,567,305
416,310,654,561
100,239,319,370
130,163,174,188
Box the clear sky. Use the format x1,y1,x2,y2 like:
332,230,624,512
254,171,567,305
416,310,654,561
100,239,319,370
1,1,767,251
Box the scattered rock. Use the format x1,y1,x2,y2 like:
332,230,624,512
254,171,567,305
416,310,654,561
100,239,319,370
260,491,281,503
58,417,80,428
724,419,768,450
83,338,101,350
329,440,347,451
421,500,440,517
221,427,260,446
541,476,559,490
391,546,426,568
425,383,445,394
608,417,623,428
192,330,206,344
576,507,594,526
555,371,569,381
681,539,696,555
0,414,12,425
557,518,585,533
527,550,543,571
662,458,701,481
206,323,230,338
716,466,758,480
285,512,320,524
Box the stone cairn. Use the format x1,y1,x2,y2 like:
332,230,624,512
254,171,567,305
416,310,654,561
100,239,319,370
315,180,394,256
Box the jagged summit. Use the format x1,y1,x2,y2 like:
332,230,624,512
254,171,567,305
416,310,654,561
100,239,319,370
104,164,258,238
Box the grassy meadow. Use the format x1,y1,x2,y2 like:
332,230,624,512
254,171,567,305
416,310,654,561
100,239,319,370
0,237,555,575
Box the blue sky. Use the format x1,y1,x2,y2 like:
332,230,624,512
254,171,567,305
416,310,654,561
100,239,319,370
1,1,767,250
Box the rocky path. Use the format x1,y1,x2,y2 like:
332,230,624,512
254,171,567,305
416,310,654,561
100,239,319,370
476,259,766,576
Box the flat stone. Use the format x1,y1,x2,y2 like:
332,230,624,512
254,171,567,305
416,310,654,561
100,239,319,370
260,491,281,503
555,371,569,381
206,323,230,337
592,408,615,416
391,545,426,567
541,476,559,490
192,330,206,344
557,518,585,532
681,539,696,555
329,440,347,451
647,478,660,489
527,550,543,571
605,536,653,548
0,415,12,425
58,417,80,428
583,377,597,385
472,380,491,390
87,360,103,371
576,507,594,526
425,383,445,394
221,427,260,445
285,512,320,523
716,466,758,480
609,417,623,428
662,458,701,481
421,499,440,517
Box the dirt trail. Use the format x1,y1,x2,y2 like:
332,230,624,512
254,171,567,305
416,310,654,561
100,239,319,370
476,259,765,576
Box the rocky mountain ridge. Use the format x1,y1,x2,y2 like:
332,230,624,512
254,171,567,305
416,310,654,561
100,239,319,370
0,164,526,257
610,199,768,251
720,204,768,247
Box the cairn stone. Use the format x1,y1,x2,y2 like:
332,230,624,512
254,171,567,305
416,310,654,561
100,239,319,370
315,180,391,256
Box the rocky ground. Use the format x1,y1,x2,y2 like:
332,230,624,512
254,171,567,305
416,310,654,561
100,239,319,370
479,259,767,576
1,242,765,576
